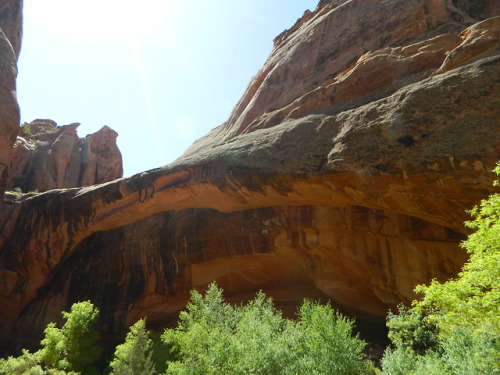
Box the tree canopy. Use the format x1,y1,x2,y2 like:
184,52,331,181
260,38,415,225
162,283,373,374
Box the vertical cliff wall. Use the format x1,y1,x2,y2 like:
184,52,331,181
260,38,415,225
0,0,22,59
0,0,21,202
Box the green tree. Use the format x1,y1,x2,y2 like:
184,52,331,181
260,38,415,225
0,350,45,375
109,319,156,375
162,283,373,374
385,305,439,354
0,302,100,375
290,300,373,374
381,164,500,375
38,301,101,375
0,349,78,375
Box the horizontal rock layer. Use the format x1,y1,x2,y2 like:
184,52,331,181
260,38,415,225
183,0,500,154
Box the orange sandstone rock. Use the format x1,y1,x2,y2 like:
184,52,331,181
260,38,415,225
435,16,500,74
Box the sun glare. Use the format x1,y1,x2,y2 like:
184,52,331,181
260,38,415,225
31,0,178,42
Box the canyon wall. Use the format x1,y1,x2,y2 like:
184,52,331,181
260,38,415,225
0,0,21,202
0,0,499,352
6,119,123,194
0,0,22,59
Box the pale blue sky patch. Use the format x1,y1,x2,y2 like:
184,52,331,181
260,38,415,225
18,1,318,176
173,114,197,141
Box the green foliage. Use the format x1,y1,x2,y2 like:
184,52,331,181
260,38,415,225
386,305,439,354
381,164,500,374
162,283,373,374
109,319,156,375
0,302,100,374
382,327,498,375
38,301,101,375
288,300,374,374
0,350,44,375
20,122,32,135
0,350,78,375
149,332,170,374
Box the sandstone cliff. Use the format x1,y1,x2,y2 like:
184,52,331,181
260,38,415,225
0,0,499,352
6,119,123,194
0,0,22,59
0,0,21,203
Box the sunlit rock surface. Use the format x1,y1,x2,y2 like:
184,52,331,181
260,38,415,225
0,0,499,352
7,120,123,193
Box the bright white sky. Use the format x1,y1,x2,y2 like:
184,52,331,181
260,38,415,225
18,0,318,176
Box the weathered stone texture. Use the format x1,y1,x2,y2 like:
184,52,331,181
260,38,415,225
0,29,19,202
7,120,123,192
0,0,22,201
0,0,23,59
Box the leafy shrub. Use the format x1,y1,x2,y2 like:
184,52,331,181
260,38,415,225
20,123,32,136
162,283,373,374
386,305,439,354
0,350,46,375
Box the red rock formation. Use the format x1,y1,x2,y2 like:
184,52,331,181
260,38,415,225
184,0,499,153
6,120,123,192
80,125,123,187
0,0,23,59
0,26,20,202
0,0,499,353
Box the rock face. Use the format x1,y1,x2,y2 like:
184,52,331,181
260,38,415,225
0,0,23,59
0,2,20,203
6,119,123,193
0,0,499,352
184,0,500,152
